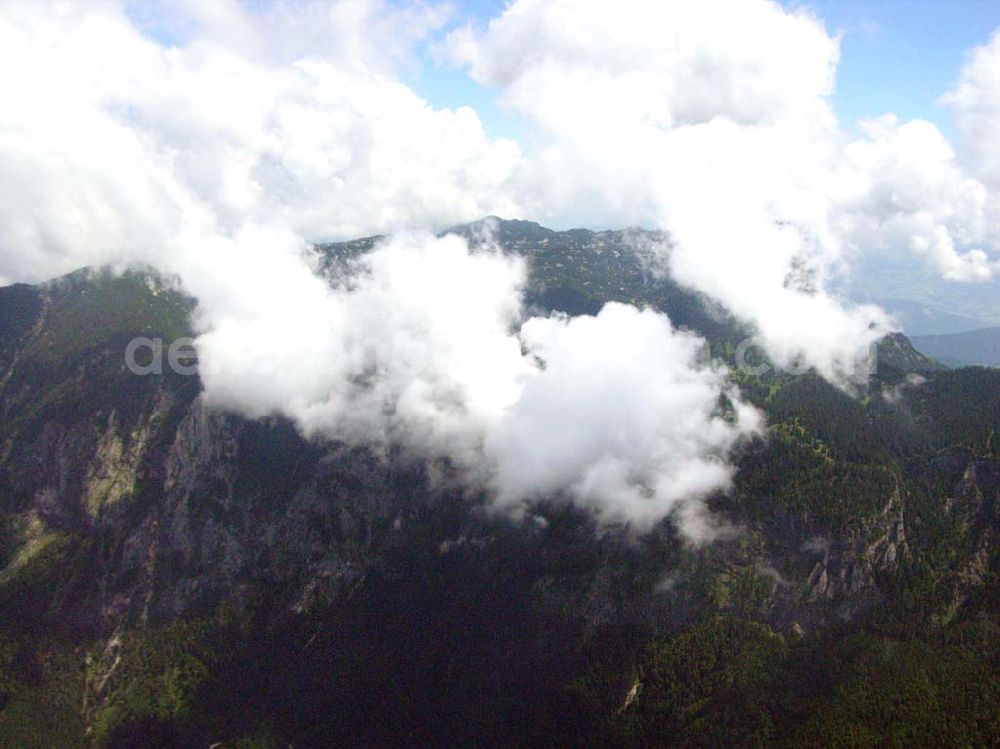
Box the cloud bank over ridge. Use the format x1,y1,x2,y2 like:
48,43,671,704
1,0,999,533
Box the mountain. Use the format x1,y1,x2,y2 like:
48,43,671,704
842,255,1000,335
869,297,993,337
0,220,997,748
912,326,1000,368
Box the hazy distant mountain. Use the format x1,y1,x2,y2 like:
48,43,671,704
872,297,996,336
842,256,1000,335
912,326,1000,368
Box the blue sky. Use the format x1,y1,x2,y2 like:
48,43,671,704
808,0,1000,136
415,0,1000,140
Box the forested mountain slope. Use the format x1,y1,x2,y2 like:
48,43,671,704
0,220,996,747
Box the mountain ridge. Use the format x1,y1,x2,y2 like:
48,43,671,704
0,220,995,747
913,326,1000,368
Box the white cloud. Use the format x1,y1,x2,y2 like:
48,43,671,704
195,231,531,468
451,0,1000,379
128,0,451,73
487,303,760,536
834,115,998,282
453,0,838,128
939,29,1000,277
0,0,522,286
944,29,1000,189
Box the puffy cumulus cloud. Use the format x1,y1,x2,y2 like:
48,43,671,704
452,0,838,129
0,0,521,285
127,0,452,72
833,116,998,282
939,29,1000,273
487,303,761,536
944,30,1000,188
449,0,841,230
451,0,1000,379
197,232,531,467
134,55,521,240
0,2,181,285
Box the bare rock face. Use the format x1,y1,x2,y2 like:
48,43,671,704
805,485,908,616
940,455,1000,615
804,541,885,619
823,489,908,600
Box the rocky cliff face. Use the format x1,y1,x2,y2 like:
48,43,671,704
939,453,1000,616
804,484,907,617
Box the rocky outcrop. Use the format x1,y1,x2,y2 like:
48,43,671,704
804,484,908,618
942,454,1000,615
